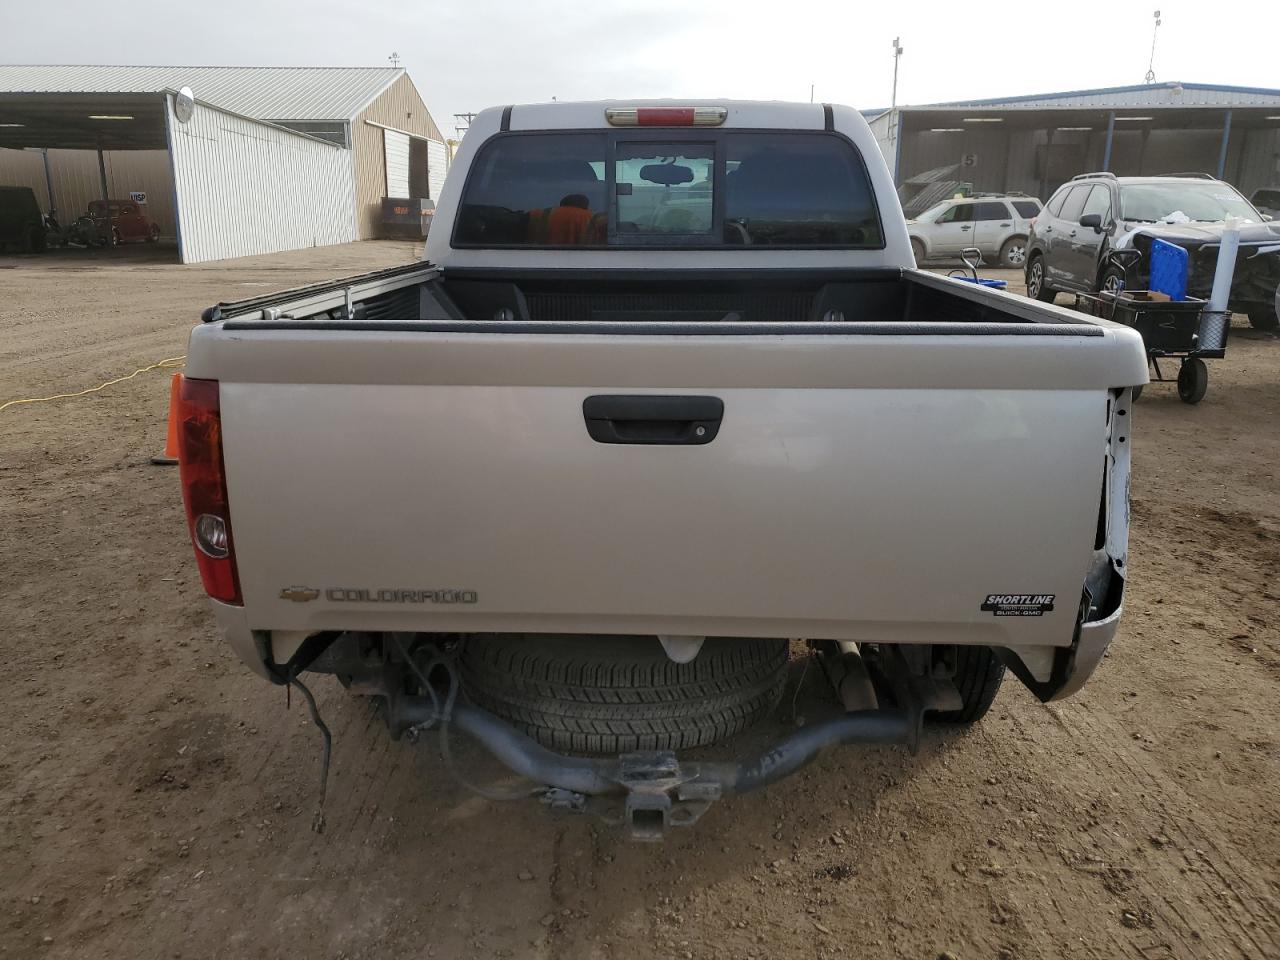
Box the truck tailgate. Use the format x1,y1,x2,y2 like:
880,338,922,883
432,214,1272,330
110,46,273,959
191,322,1144,650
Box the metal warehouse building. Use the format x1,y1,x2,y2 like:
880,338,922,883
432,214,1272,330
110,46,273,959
868,82,1280,207
0,65,447,263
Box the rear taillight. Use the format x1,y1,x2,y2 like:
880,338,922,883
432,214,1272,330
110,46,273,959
176,376,241,605
605,106,727,127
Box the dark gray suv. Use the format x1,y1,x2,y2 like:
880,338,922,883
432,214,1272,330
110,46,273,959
1025,173,1280,331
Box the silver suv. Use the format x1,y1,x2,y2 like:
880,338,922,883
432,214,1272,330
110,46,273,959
907,194,1043,267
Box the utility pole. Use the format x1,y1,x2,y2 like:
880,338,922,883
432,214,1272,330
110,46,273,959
809,83,814,104
453,112,477,140
1144,11,1161,84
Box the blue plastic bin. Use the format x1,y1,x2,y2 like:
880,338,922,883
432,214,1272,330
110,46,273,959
1148,238,1189,301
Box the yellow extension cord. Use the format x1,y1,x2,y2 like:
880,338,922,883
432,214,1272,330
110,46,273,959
0,356,186,413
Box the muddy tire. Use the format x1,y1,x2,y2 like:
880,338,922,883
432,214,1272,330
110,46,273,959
459,634,789,754
930,646,1005,725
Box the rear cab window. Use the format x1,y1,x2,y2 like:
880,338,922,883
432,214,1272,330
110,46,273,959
454,130,884,249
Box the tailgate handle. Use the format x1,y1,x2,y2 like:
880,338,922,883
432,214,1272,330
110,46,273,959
583,395,723,445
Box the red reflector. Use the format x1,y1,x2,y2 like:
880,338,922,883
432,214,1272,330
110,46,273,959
176,376,242,605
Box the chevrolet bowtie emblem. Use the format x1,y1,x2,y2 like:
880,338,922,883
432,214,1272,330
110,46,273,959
279,586,320,603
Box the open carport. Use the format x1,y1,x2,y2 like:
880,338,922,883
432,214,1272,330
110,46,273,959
869,82,1280,205
0,82,356,263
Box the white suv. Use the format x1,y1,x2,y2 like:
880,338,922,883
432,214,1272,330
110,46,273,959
908,195,1043,267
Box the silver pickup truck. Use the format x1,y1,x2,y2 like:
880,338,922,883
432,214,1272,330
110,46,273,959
177,101,1148,839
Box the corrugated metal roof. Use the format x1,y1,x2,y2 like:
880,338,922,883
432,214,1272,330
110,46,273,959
0,65,403,120
916,81,1280,110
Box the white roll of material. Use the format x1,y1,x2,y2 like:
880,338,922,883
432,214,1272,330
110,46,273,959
1207,218,1242,314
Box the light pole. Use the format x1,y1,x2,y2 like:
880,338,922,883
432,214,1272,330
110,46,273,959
1144,11,1161,84
890,37,905,183
891,37,904,115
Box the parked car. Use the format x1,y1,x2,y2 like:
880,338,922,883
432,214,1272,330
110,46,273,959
1026,173,1280,331
176,100,1146,839
87,199,161,244
1250,187,1280,220
907,194,1043,268
0,185,48,253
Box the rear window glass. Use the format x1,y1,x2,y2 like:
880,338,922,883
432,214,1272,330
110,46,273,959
1012,200,1041,218
617,141,715,237
723,134,880,246
454,131,882,249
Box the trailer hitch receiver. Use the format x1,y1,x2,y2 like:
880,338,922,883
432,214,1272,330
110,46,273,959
618,751,720,841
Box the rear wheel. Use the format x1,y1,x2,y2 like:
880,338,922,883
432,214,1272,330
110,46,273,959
147,223,160,243
1026,255,1054,302
998,236,1028,268
910,238,926,265
931,646,1005,725
1248,307,1278,332
459,634,790,754
1177,358,1208,404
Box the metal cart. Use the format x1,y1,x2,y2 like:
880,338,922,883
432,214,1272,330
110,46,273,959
1075,250,1228,405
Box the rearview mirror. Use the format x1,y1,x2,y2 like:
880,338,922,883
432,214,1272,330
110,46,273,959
639,163,694,186
1079,213,1103,232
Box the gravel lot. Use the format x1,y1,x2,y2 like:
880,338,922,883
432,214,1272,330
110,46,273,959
2,241,1278,960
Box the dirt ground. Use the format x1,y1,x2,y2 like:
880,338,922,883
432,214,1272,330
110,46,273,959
1,242,1277,960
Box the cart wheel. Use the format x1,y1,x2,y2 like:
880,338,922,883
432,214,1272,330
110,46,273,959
1177,358,1208,404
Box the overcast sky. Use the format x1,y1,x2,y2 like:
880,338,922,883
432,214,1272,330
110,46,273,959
3,0,1275,138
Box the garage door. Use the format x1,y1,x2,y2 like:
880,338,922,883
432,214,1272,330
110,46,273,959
427,139,448,203
384,129,410,197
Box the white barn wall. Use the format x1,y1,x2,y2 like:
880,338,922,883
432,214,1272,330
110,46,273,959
166,96,356,263
427,139,448,204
